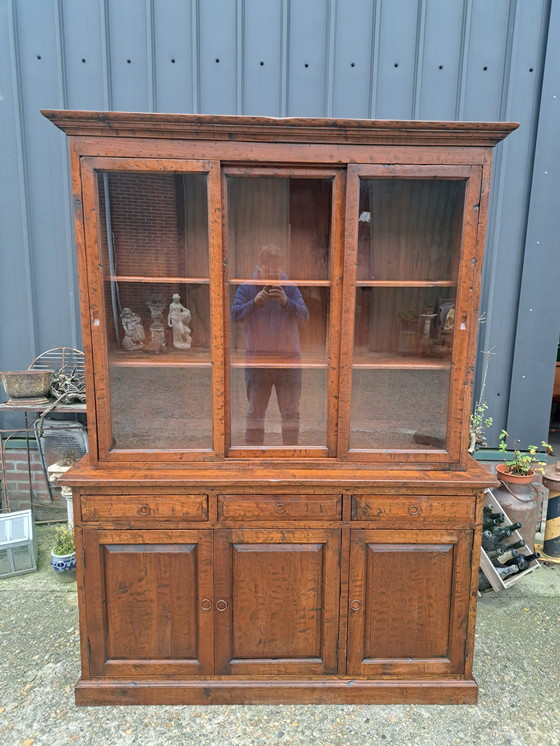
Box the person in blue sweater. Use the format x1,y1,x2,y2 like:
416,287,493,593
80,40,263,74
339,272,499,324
231,245,309,446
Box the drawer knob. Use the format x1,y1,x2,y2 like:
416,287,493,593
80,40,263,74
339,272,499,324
275,503,286,514
138,504,151,516
408,504,420,516
216,599,228,612
200,598,212,611
350,600,362,611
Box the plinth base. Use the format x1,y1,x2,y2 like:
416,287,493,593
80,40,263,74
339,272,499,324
75,678,478,706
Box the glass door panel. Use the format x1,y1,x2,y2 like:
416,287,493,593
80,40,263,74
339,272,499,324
97,170,212,451
349,176,465,453
226,176,332,450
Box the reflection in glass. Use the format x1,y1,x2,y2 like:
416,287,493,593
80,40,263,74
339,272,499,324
231,245,309,446
227,176,332,450
350,369,449,450
97,170,212,451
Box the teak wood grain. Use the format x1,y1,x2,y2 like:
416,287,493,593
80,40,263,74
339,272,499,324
44,112,514,706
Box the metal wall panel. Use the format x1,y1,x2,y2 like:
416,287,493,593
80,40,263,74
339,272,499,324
507,0,560,444
331,0,376,119
287,0,329,116
152,0,195,113
61,0,106,110
243,0,284,116
198,0,238,114
0,0,557,446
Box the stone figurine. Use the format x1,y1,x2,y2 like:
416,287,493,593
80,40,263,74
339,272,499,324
168,294,192,349
120,308,145,350
147,296,166,348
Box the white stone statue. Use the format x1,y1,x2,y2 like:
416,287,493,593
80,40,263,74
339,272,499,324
168,293,192,349
120,308,145,350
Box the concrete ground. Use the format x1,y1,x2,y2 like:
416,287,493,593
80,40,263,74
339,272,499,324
0,524,558,746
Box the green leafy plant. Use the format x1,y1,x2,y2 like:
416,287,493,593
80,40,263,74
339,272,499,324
469,401,493,453
498,430,553,475
52,524,75,555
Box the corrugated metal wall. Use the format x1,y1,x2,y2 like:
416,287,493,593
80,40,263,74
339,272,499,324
1,0,559,445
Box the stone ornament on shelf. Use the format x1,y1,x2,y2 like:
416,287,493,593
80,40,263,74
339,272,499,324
146,296,167,348
168,294,192,349
120,308,145,350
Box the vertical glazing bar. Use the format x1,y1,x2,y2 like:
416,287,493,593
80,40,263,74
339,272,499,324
337,165,360,458
208,161,226,458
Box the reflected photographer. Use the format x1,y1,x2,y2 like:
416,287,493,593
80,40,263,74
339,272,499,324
231,245,309,445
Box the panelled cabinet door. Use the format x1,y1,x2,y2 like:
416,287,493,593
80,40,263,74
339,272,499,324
214,529,341,675
347,529,473,677
82,529,213,678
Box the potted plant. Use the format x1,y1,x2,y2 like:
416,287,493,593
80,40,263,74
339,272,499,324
50,523,76,582
497,430,552,484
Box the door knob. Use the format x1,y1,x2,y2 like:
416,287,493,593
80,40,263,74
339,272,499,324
216,599,228,611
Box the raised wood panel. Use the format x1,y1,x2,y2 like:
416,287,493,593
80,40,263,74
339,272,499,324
83,530,213,677
214,529,340,675
81,494,208,521
347,529,472,677
217,494,341,521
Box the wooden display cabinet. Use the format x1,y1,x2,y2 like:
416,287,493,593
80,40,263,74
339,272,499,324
43,111,516,705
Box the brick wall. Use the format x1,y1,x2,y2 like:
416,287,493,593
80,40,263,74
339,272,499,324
1,447,61,512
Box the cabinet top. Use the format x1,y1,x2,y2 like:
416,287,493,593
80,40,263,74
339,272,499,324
42,110,518,148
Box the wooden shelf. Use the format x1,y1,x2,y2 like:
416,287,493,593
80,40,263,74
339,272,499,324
109,349,211,367
228,279,330,287
356,280,457,288
106,276,209,284
352,352,451,370
230,352,327,369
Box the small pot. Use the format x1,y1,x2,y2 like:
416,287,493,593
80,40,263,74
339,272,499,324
495,462,535,485
1,370,54,405
50,550,77,583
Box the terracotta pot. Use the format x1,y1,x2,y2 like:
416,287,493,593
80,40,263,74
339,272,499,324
495,462,535,485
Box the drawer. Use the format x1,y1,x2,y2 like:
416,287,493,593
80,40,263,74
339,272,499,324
81,494,208,521
351,495,475,523
217,494,342,521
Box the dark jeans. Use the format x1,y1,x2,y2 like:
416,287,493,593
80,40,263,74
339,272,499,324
245,368,302,445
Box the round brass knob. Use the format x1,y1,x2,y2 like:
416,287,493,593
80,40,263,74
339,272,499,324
216,599,228,612
275,503,286,514
200,598,212,611
408,504,420,516
350,600,362,611
138,504,151,516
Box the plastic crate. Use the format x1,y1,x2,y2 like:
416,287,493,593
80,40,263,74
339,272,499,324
0,509,38,579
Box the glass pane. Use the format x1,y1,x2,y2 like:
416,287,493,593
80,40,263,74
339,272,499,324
110,366,212,449
227,176,332,449
12,545,34,573
98,172,208,278
357,179,464,281
231,368,327,447
350,369,449,450
97,171,212,451
354,287,456,362
351,176,463,452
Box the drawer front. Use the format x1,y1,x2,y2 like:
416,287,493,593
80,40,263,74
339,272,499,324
351,495,475,523
81,494,208,522
218,494,342,521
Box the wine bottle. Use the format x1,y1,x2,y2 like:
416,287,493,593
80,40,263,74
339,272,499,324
485,546,507,559
478,564,519,591
501,552,540,571
483,507,506,520
490,522,522,541
483,515,506,530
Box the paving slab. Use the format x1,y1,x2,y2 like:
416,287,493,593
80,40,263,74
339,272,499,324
1,525,559,746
